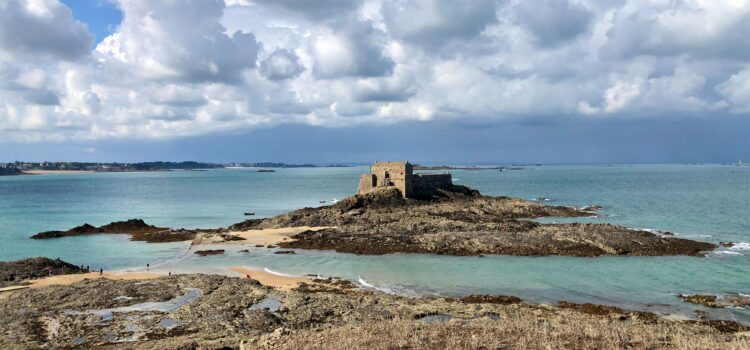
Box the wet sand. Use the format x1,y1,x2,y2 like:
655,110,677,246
228,266,309,291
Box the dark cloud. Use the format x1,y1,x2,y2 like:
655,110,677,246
260,49,304,81
513,0,592,48
383,0,497,50
23,89,60,105
0,0,93,60
250,0,360,20
603,3,750,60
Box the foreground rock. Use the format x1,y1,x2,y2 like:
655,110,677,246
0,258,87,288
234,187,715,257
0,273,746,349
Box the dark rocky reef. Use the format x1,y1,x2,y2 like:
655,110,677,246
31,219,213,243
193,249,225,256
678,294,750,309
236,187,716,257
0,167,23,176
0,257,87,288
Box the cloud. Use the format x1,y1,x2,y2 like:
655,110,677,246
312,18,394,78
382,0,497,50
603,0,750,59
260,49,304,81
716,68,750,114
250,0,360,20
2,0,750,144
96,0,260,83
512,0,592,47
0,0,93,61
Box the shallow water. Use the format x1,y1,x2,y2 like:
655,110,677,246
1,165,748,322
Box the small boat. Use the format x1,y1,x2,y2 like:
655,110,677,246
319,201,326,204
244,212,255,216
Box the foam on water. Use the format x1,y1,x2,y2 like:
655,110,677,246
729,242,750,250
263,267,298,277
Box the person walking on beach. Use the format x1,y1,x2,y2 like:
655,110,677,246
147,263,150,271
100,268,103,276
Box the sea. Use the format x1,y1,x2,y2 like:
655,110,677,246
1,164,748,323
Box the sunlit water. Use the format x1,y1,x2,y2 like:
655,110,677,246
1,165,748,323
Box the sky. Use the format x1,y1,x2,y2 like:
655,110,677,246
0,0,749,164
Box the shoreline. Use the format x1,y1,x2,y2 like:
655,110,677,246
22,170,96,175
227,266,310,291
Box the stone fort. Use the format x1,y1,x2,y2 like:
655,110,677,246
357,161,453,199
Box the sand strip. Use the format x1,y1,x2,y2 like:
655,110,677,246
0,271,162,299
228,266,309,291
22,170,96,175
195,226,331,246
27,271,162,288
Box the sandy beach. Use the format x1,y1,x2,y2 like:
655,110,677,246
23,170,96,175
228,266,310,291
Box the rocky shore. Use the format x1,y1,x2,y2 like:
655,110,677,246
679,293,750,309
0,271,747,349
30,186,717,257
0,258,87,288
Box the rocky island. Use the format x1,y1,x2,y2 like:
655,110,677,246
30,162,717,257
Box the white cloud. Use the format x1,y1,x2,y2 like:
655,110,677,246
0,0,93,61
717,68,750,113
1,0,750,143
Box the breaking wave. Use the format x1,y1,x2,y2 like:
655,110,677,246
357,277,419,297
263,267,298,277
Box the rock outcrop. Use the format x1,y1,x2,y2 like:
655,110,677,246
31,219,203,243
0,257,87,288
239,187,716,257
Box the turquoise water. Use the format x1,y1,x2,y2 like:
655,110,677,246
1,165,748,323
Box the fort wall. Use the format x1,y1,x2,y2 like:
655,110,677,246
357,161,452,198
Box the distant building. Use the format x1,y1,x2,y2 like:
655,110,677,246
357,161,453,198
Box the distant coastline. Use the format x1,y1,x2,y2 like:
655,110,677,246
0,161,352,176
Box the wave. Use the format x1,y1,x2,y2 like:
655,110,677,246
713,251,743,256
357,277,419,297
683,234,713,238
728,242,750,250
263,267,298,277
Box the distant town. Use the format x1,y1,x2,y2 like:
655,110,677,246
0,161,351,176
